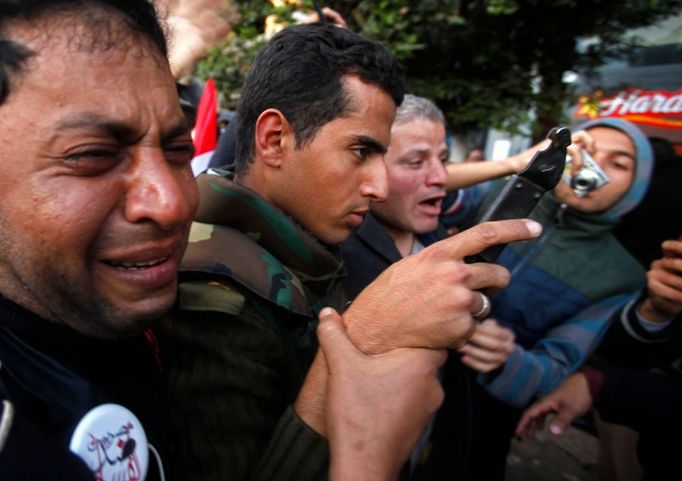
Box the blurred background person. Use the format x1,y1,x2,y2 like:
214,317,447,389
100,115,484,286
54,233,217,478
463,118,653,480
516,237,682,481
464,146,485,162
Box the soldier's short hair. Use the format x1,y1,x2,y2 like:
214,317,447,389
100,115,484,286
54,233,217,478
234,23,405,174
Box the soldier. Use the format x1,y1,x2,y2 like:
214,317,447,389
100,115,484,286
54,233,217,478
160,23,541,481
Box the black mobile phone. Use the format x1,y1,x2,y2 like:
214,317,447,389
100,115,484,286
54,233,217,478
466,126,571,263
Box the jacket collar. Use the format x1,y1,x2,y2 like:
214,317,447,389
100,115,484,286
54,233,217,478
354,212,404,264
194,172,343,279
182,172,346,315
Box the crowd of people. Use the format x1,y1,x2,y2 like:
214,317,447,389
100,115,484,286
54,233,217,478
0,2,679,481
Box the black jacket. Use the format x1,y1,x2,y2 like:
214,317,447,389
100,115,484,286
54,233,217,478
0,296,170,481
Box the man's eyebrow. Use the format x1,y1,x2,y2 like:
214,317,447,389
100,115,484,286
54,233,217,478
162,118,193,142
352,135,388,155
53,113,192,143
55,114,140,142
400,146,429,158
399,145,449,159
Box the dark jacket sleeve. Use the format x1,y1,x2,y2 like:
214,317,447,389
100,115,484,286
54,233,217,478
595,362,682,434
596,295,682,370
591,296,682,434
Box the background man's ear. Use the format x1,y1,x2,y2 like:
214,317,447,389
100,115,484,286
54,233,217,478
254,109,293,168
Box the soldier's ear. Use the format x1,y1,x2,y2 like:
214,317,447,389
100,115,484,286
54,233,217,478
254,109,294,168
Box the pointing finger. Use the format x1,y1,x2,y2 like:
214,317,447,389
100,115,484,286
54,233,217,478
432,219,542,261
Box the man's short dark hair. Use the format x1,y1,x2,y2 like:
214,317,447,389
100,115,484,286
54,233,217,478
0,0,167,105
235,23,404,174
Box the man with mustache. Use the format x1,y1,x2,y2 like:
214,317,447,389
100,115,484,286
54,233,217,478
0,1,196,479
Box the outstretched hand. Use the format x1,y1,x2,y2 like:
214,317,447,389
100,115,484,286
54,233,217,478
507,130,594,178
317,308,447,481
344,219,542,354
164,0,235,79
639,238,682,321
302,7,347,28
515,372,592,439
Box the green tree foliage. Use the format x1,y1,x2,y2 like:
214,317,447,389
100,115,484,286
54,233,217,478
198,0,680,140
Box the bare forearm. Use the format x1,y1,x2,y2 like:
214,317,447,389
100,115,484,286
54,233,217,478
446,159,517,191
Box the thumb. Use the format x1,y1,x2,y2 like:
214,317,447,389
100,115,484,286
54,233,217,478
547,407,575,436
316,307,360,367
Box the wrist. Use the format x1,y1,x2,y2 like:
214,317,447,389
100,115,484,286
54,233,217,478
504,156,522,174
636,299,674,324
329,447,396,481
344,312,391,355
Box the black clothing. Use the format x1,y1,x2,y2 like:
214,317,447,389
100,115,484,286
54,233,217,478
0,295,170,481
592,300,682,481
340,212,446,300
208,114,238,170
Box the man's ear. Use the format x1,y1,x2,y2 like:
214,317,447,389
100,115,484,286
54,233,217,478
254,109,293,168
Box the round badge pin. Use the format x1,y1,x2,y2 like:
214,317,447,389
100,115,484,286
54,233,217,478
69,403,149,481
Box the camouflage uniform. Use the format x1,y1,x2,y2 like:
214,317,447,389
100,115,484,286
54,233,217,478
158,171,347,481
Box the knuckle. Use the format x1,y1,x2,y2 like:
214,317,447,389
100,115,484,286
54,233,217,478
316,321,334,338
422,242,447,261
457,288,477,310
472,222,500,244
647,270,659,283
460,317,476,340
445,319,476,348
448,264,471,284
490,265,511,286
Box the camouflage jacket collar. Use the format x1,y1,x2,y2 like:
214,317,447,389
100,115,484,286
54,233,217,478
181,172,346,315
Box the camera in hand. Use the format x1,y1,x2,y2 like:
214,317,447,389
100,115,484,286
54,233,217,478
563,149,610,197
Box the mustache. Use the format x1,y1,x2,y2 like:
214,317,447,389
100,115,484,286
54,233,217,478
90,223,191,254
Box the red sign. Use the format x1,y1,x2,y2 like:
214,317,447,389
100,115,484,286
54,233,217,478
574,89,682,129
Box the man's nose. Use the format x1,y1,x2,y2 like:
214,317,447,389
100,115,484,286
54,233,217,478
427,158,449,187
123,148,197,230
360,157,389,202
